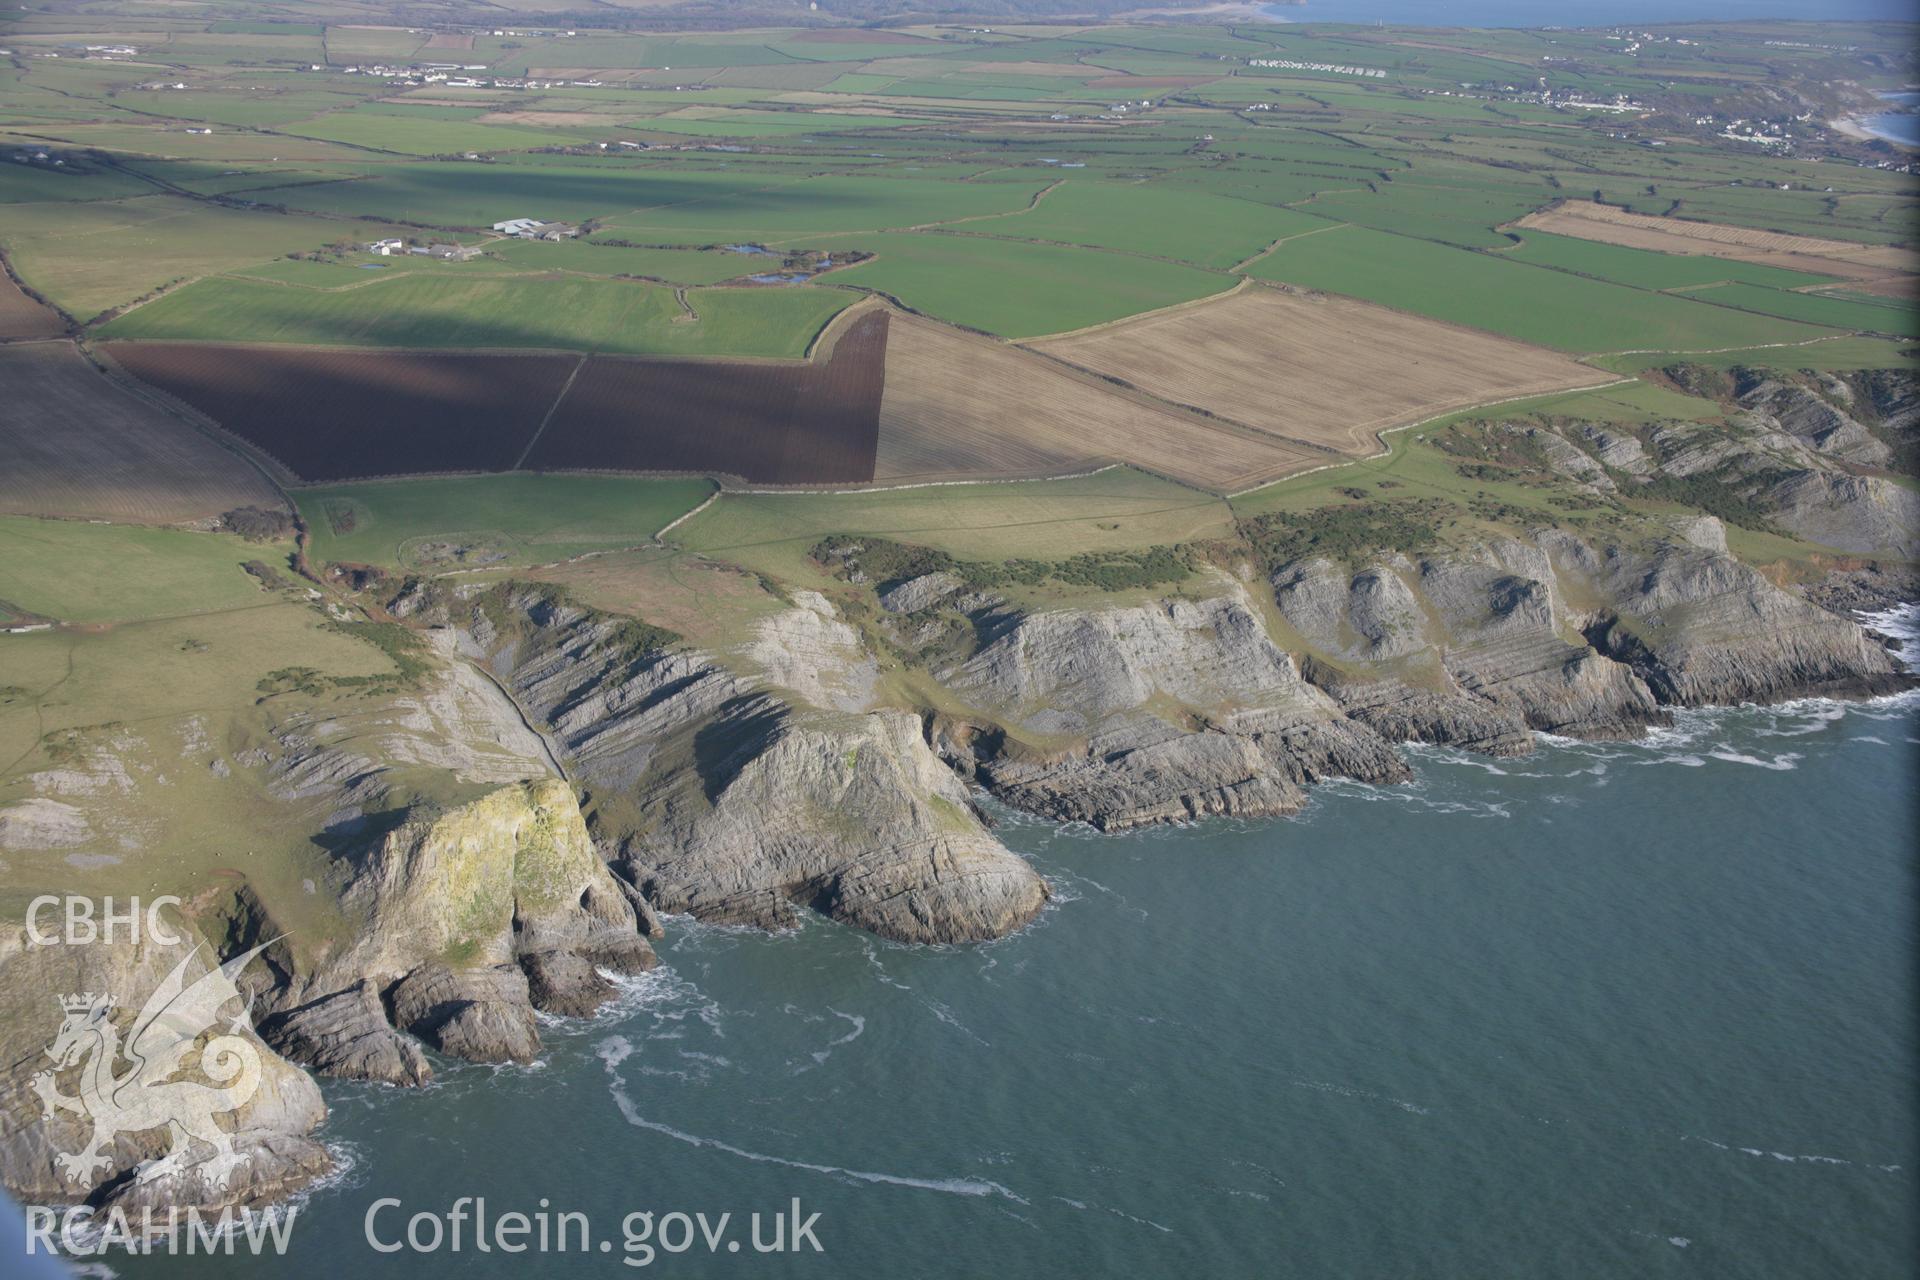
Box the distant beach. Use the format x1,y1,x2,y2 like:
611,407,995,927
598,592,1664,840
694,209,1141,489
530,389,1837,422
1835,90,1920,149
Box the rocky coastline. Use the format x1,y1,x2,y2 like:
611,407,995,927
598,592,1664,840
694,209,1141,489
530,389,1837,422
2,369,1915,1222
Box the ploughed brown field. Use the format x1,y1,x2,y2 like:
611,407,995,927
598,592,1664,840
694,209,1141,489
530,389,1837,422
99,309,889,486
102,344,580,483
0,263,66,340
876,310,1323,493
0,341,282,523
524,309,888,484
1509,200,1917,285
1027,284,1606,458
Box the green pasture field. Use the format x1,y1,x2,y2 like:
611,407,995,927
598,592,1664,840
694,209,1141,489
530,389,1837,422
1501,230,1840,291
637,110,910,139
322,25,429,59
0,163,156,204
11,123,370,165
0,195,408,321
270,162,801,228
98,272,852,357
0,15,1907,382
824,231,1232,337
105,90,366,129
297,474,717,571
671,466,1237,585
220,255,511,286
1684,282,1920,338
0,517,276,624
603,173,1052,238
963,179,1331,268
1245,225,1840,354
281,110,594,156
1294,181,1554,249
488,237,773,284
1591,184,1909,246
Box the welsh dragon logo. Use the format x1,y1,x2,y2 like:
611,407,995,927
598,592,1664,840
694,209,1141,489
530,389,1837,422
32,941,275,1191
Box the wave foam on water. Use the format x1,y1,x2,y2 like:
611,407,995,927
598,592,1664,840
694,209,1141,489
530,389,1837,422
1684,1134,1903,1173
596,1034,1026,1201
1858,601,1920,671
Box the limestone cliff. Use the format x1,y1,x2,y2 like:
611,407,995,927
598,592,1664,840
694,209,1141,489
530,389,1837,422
445,587,1049,943
262,779,658,1081
931,587,1409,829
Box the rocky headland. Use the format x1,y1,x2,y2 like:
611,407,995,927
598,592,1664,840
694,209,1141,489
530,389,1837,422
1,366,1913,1219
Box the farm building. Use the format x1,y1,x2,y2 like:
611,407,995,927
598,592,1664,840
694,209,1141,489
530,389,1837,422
490,218,579,240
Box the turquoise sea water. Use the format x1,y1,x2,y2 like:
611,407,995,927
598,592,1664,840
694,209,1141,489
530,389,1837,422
113,689,1917,1279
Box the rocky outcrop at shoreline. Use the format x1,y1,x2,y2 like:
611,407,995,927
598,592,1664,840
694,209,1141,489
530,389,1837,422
264,778,659,1080
2,368,1913,1221
931,589,1410,829
884,515,1909,827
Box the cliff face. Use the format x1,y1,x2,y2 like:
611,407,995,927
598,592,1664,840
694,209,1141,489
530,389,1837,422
871,509,1908,831
1275,542,1666,745
1274,523,1905,748
450,588,1049,944
0,931,330,1215
1546,526,1907,705
932,589,1409,830
4,362,1911,1222
262,778,658,1083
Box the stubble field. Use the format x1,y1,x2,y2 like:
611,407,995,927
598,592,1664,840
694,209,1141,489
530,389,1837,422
1510,201,1917,285
875,309,1323,492
1028,284,1610,457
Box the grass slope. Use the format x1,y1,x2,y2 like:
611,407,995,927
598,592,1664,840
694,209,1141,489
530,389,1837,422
100,273,850,357
298,474,716,571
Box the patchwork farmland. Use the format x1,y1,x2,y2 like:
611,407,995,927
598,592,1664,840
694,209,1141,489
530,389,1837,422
1028,284,1609,457
0,342,282,524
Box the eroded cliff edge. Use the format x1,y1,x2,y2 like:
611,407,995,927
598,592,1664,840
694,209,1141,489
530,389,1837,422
1,366,1914,1218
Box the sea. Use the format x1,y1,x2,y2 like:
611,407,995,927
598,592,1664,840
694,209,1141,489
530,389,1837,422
1259,0,1915,26
104,614,1918,1279
1858,91,1920,148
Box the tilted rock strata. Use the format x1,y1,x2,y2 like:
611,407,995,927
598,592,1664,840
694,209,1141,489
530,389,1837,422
933,588,1411,830
453,589,1049,943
